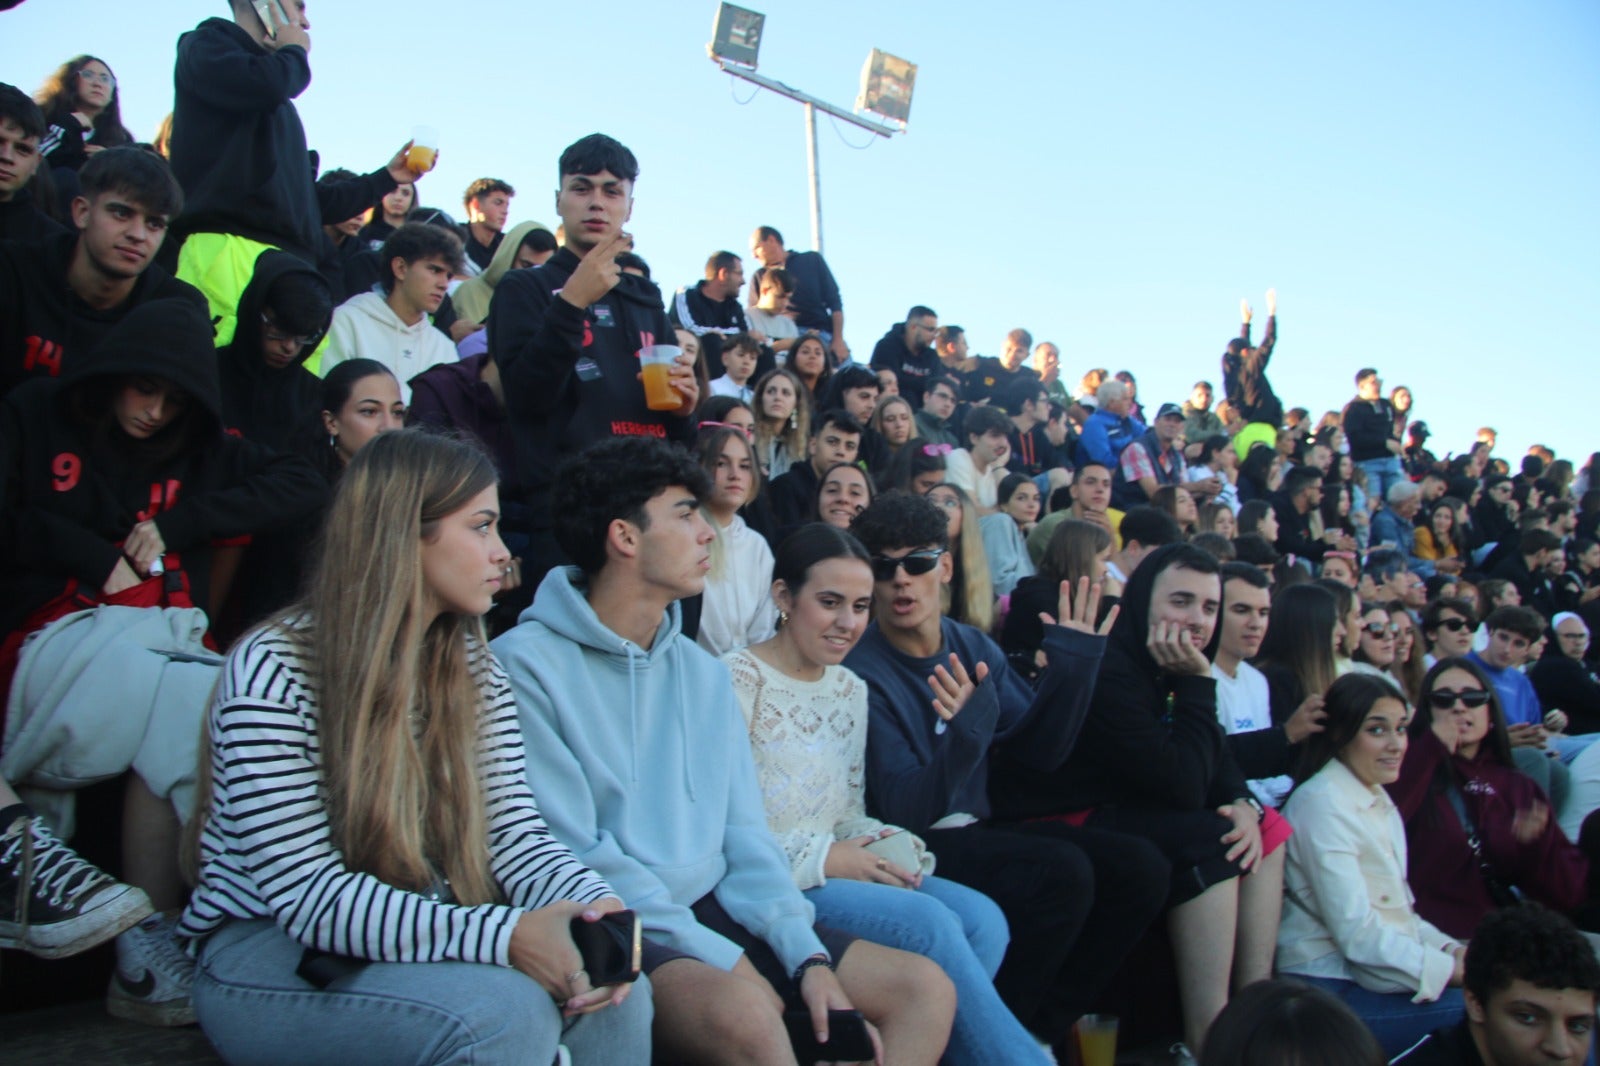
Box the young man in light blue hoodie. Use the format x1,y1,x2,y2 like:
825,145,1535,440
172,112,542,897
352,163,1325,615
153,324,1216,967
493,436,954,1065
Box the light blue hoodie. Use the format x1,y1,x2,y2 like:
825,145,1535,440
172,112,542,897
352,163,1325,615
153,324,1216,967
493,566,825,973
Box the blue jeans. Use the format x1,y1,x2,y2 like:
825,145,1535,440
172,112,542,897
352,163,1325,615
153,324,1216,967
807,875,1049,1066
194,919,653,1065
1356,456,1405,506
1294,974,1465,1056
1551,732,1600,765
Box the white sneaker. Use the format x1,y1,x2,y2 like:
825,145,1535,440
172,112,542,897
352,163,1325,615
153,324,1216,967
106,911,197,1027
0,810,153,958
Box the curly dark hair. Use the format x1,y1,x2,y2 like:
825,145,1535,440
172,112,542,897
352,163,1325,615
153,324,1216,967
377,222,465,291
552,437,710,574
849,490,948,555
1465,903,1600,1003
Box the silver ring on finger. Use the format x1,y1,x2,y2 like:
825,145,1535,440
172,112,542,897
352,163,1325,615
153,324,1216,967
566,968,587,985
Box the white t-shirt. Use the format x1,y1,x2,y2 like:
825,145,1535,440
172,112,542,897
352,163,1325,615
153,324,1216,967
944,448,1005,509
1211,660,1293,808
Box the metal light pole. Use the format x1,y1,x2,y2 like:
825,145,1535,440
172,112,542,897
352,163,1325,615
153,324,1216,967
708,58,899,256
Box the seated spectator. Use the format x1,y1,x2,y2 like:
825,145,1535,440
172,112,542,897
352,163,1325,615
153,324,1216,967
1236,442,1285,505
693,426,775,656
215,249,333,450
992,543,1284,1056
924,483,996,633
1033,341,1068,406
870,393,916,465
1235,532,1284,581
1416,498,1469,573
729,524,1051,1064
1151,484,1201,537
1188,433,1241,513
357,179,413,248
407,350,525,545
709,331,761,404
881,439,947,495
1368,483,1430,580
1349,602,1401,681
1386,600,1426,701
767,409,862,531
744,266,799,356
1529,613,1600,736
1004,518,1113,677
958,328,1037,408
979,473,1040,596
1200,978,1387,1066
846,491,1166,1058
323,223,462,400
457,176,513,277
305,359,405,484
820,364,888,473
1075,378,1144,470
1100,505,1185,594
0,147,204,397
496,437,955,1063
1181,380,1225,453
749,225,847,364
1392,658,1588,943
1422,596,1479,668
1491,529,1563,620
1001,378,1066,483
1470,606,1593,793
0,298,324,1025
671,250,753,380
750,366,809,478
1214,563,1325,810
788,331,833,408
0,84,65,242
1393,903,1600,1066
1193,531,1238,562
868,305,940,408
179,431,652,1062
171,2,415,345
1320,550,1359,588
913,374,962,448
1278,674,1468,1056
1364,549,1429,615
1254,583,1341,727
945,404,1014,513
34,56,134,197
1113,402,1189,508
1028,461,1125,564
449,220,553,326
815,462,875,533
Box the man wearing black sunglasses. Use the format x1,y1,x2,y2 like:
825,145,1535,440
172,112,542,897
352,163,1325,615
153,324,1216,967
1422,597,1477,667
842,492,1169,1057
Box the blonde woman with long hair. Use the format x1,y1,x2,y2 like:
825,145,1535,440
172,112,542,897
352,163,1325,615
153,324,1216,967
924,482,996,633
751,366,809,478
179,431,651,1064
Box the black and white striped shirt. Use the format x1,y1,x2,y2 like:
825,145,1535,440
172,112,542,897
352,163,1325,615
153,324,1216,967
179,624,613,965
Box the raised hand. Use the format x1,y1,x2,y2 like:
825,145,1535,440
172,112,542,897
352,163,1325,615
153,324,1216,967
1240,299,1253,325
927,654,990,722
1265,288,1277,316
1039,576,1119,637
560,231,632,310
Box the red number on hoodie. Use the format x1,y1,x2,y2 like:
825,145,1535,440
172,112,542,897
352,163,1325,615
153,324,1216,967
51,452,82,492
24,337,63,376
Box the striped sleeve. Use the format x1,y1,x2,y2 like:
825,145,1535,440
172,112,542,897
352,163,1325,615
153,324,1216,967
476,651,615,910
182,629,526,965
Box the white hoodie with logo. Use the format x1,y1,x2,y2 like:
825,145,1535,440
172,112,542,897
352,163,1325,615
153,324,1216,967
323,292,457,402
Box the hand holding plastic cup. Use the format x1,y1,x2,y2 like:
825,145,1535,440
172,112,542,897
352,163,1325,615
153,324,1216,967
406,126,438,175
639,345,684,412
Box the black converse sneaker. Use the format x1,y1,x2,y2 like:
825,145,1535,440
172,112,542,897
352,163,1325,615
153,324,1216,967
0,808,154,959
107,911,197,1027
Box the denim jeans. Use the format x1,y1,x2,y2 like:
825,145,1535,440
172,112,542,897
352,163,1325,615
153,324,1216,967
1294,974,1465,1057
1356,456,1405,507
806,875,1049,1066
193,919,654,1066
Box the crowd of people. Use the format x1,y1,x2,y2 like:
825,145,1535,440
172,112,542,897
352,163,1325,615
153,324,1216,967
4,4,1600,1065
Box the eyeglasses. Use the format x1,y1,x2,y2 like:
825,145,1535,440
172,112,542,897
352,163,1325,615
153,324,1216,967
870,549,946,583
697,420,753,439
1428,689,1491,710
1363,622,1401,637
921,443,953,456
78,69,116,86
259,314,317,348
1431,617,1472,633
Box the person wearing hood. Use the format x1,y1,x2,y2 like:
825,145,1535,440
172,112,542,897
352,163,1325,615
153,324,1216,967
216,249,332,450
322,222,461,403
0,146,205,398
169,0,420,346
991,542,1286,1057
494,436,956,1064
487,134,699,585
0,83,66,244
0,296,325,1024
449,219,553,327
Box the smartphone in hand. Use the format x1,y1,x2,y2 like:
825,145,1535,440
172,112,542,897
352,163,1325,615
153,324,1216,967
251,0,284,38
784,1009,875,1064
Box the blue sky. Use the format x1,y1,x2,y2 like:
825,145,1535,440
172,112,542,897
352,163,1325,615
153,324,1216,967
5,0,1597,463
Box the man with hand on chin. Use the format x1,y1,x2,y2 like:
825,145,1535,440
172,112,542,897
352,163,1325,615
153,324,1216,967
489,134,698,586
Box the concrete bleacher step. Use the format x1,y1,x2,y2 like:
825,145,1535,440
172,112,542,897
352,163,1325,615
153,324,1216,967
4,1001,224,1065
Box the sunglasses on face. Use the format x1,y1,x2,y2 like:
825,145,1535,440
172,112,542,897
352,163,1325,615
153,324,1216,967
1363,622,1401,637
1431,617,1472,633
921,443,953,456
1428,689,1491,710
870,549,946,583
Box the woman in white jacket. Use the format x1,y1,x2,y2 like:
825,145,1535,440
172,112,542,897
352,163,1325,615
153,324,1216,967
1278,672,1466,1056
694,425,777,656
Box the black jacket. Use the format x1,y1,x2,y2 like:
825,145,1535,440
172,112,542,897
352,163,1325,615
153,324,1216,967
170,18,395,261
1269,490,1331,562
0,190,66,244
216,250,326,451
1221,316,1281,426
487,247,690,526
1342,396,1400,463
0,231,208,398
667,280,750,380
868,324,939,408
0,298,325,635
1529,654,1600,736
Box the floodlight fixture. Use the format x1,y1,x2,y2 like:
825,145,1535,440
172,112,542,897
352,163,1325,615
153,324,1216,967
856,49,916,126
709,3,765,69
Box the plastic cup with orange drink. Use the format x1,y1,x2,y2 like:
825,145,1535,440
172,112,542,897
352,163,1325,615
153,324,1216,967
639,345,684,412
406,125,438,174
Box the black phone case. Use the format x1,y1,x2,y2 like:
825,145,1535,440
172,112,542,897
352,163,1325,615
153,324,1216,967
569,910,641,985
783,1008,874,1064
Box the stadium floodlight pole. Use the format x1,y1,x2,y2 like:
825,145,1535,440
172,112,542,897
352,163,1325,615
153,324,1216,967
709,57,897,256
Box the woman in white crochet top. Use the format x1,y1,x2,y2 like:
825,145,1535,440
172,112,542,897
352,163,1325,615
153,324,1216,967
723,523,1051,1065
